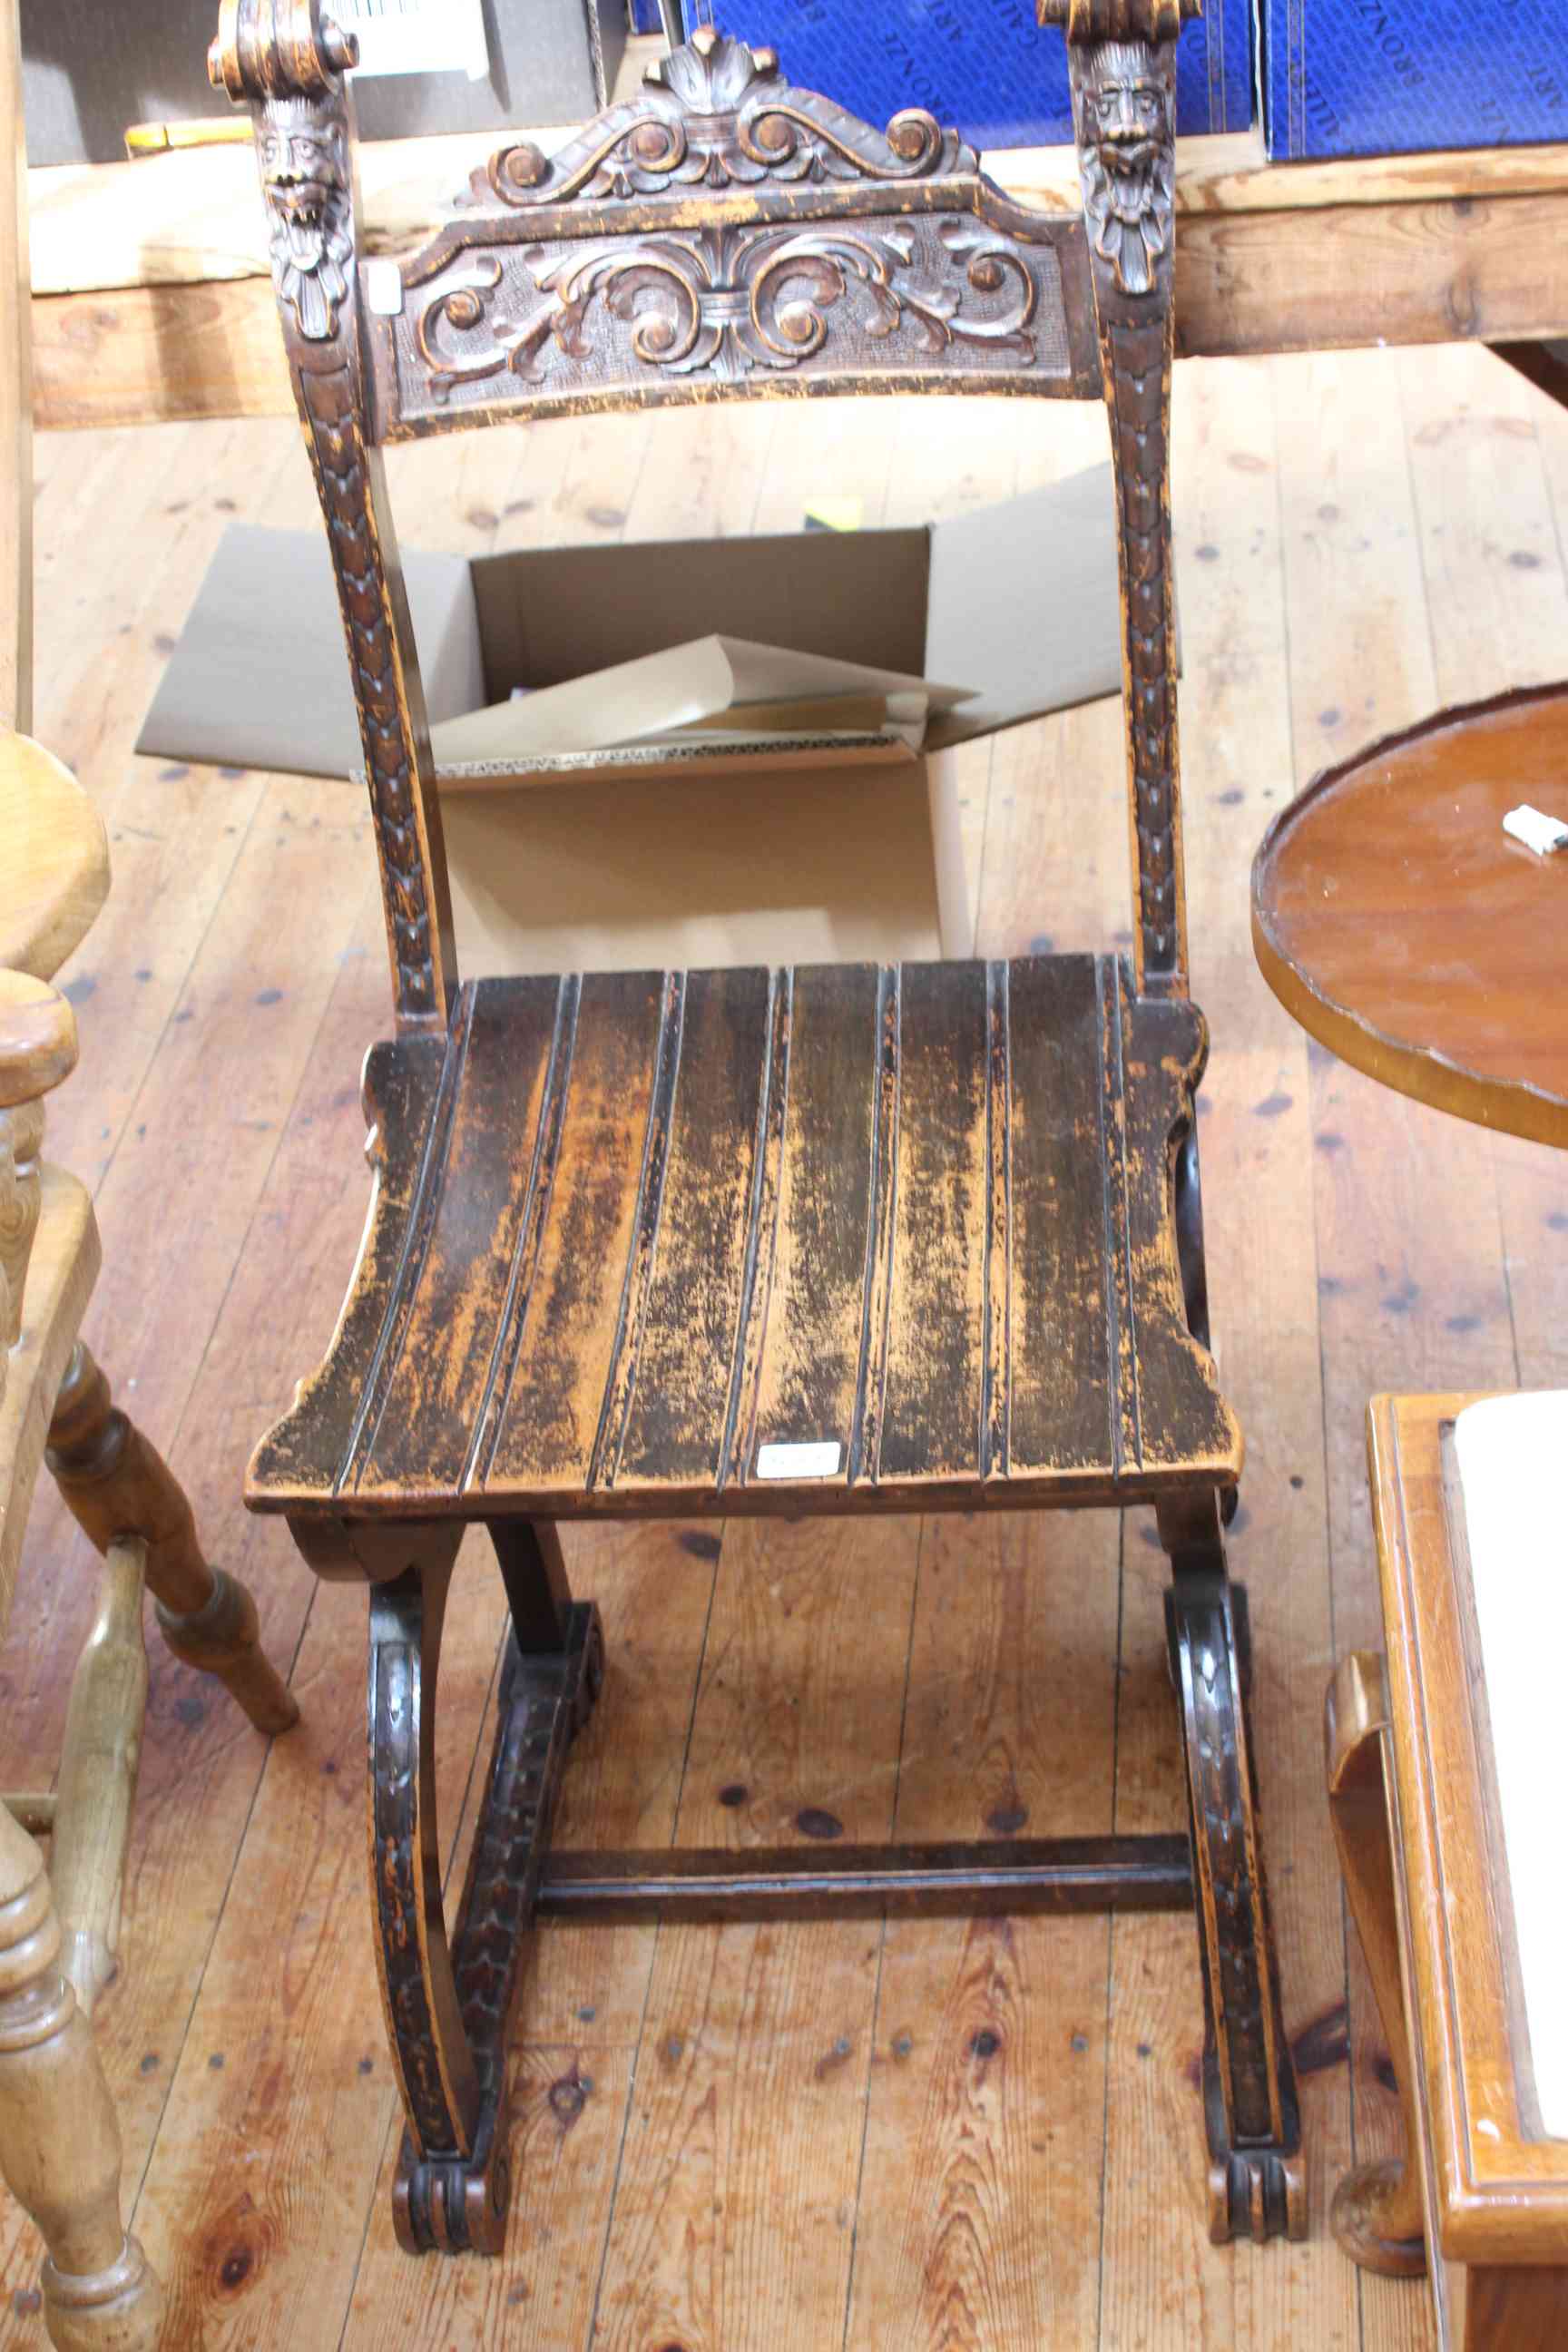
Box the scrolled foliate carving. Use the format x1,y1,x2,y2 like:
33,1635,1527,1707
477,25,975,211
208,0,358,103
414,219,1045,398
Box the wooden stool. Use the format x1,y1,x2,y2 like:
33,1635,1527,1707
1328,1394,1568,2349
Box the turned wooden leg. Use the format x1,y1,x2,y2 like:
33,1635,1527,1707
46,1344,299,1738
368,1520,603,2257
1161,1494,1306,2244
0,1805,163,2352
49,1539,150,2016
1326,1650,1427,2278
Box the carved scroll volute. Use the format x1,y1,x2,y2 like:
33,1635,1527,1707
210,2,456,1034
1042,0,1198,998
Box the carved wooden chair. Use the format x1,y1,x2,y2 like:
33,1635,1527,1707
214,0,1305,2256
0,12,299,2339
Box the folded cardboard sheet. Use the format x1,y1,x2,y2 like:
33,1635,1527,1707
427,635,973,766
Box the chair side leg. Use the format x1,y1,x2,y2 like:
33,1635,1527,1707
46,1344,299,1738
0,1807,163,2352
1161,1493,1306,2243
369,1523,603,2257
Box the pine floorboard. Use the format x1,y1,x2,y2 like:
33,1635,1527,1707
6,342,1564,2347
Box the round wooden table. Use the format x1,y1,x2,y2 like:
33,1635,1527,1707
1251,682,1568,1148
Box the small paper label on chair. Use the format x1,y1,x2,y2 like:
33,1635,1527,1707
339,0,489,82
366,261,405,317
1503,802,1568,856
756,1441,842,1481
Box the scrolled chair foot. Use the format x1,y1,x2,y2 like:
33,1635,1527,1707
1209,2144,1309,2246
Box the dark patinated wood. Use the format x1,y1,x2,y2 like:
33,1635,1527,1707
209,0,454,1037
1042,0,1199,994
380,1555,603,2256
1253,681,1568,1148
366,1543,475,2171
214,0,1303,2259
535,1834,1193,1924
364,38,1101,436
249,956,1240,1520
1161,1492,1306,2243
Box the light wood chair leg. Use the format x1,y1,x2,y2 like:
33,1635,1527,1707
1326,1649,1427,2278
0,1805,163,2352
45,1345,299,1739
48,1538,150,2016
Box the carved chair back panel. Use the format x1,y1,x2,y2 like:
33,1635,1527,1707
370,201,1097,440
361,38,1100,437
211,2,1198,1028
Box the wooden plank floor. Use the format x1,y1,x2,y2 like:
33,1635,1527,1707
5,342,1565,2349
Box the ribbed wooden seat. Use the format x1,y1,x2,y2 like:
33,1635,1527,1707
250,953,1239,1518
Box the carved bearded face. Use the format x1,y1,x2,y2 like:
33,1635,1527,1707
260,102,350,340
1079,43,1172,299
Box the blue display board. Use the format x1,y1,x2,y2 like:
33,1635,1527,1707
631,1,1253,146
1262,1,1568,159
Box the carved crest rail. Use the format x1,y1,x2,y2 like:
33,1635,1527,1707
362,34,1100,436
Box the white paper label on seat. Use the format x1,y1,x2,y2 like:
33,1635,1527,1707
756,1441,842,1481
1502,802,1568,856
340,0,489,82
1455,1391,1568,2139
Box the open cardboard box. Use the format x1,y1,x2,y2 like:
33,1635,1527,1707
140,464,1129,975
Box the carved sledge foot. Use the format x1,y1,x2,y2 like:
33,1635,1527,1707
1210,2140,1308,2247
1161,1498,1304,2244
372,1555,602,2259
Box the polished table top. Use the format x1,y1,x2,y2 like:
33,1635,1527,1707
1251,682,1568,1150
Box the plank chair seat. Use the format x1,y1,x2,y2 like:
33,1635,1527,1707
216,0,1304,2263
250,956,1240,1520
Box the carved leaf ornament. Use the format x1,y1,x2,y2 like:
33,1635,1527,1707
478,28,974,210
416,220,1040,392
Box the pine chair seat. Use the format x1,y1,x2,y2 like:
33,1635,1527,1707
250,954,1240,1522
